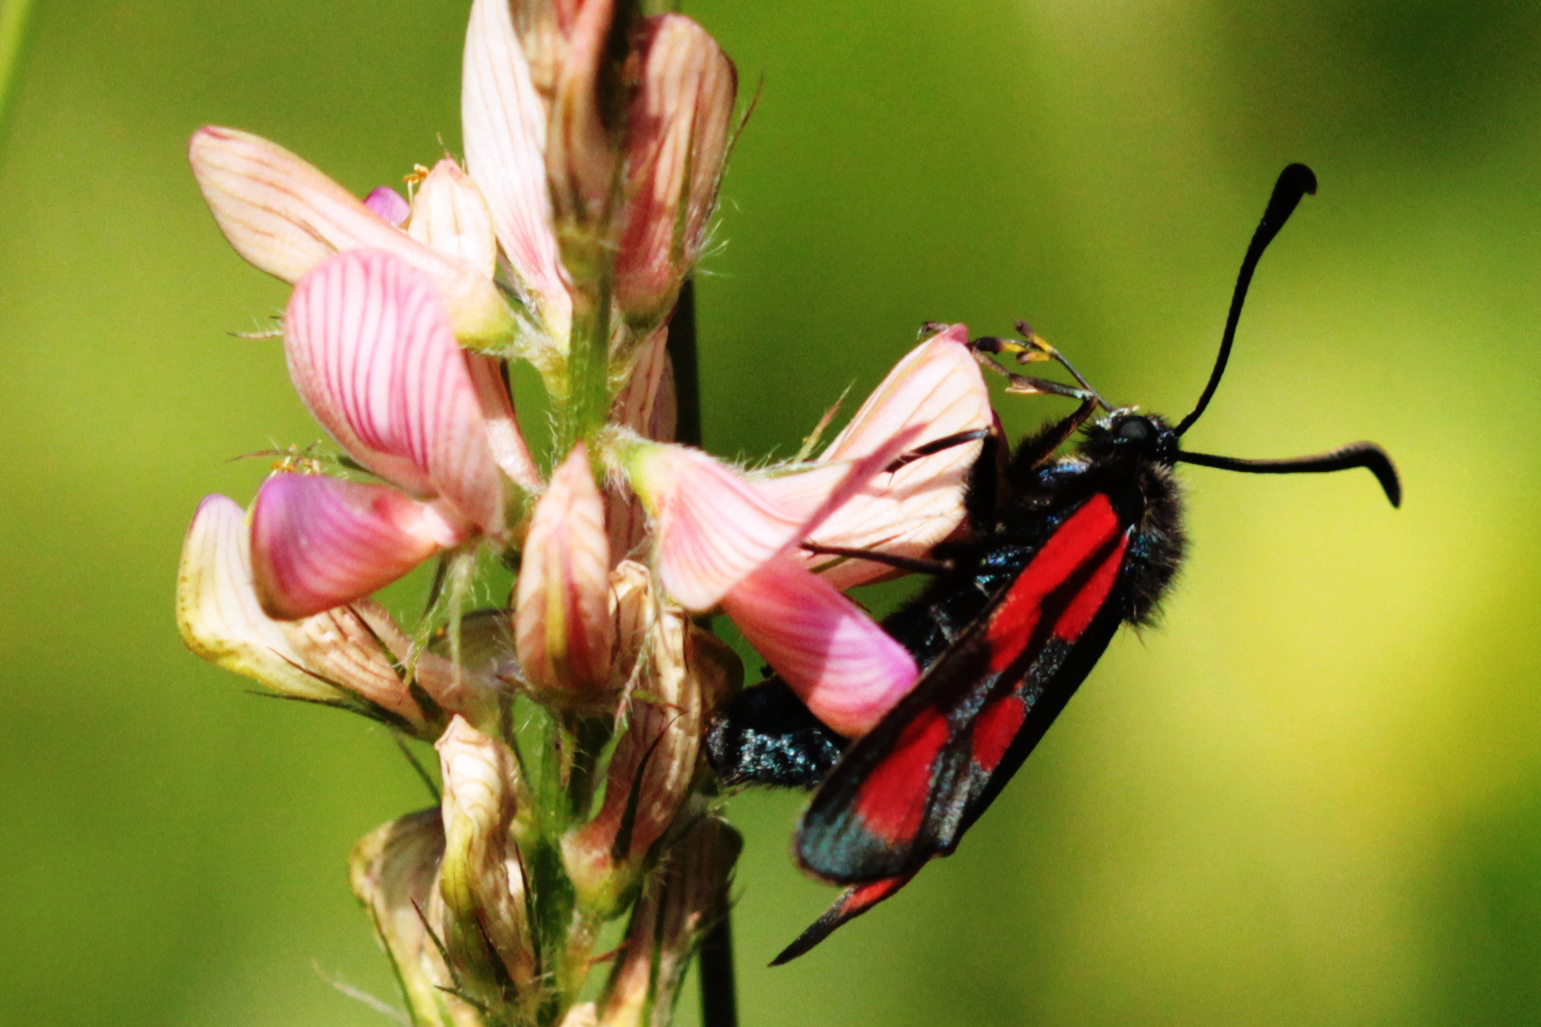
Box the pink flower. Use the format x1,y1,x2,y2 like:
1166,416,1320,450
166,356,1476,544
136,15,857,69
249,248,525,619
631,325,991,736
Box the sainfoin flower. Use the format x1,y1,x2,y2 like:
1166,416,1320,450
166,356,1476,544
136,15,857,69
176,1,991,1023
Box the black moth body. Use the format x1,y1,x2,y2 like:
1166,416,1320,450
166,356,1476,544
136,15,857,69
706,409,1188,791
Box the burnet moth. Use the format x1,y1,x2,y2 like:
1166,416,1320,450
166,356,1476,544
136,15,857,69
706,163,1401,964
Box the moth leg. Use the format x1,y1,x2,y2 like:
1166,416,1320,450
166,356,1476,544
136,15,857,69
800,542,953,577
883,428,991,473
1010,395,1099,474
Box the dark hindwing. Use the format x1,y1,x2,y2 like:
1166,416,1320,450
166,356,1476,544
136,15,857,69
796,492,1133,884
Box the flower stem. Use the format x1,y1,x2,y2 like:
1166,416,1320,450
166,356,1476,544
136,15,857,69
560,277,615,454
668,278,736,1027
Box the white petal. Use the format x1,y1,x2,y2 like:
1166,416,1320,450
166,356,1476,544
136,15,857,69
407,158,499,278
188,126,513,347
462,0,571,342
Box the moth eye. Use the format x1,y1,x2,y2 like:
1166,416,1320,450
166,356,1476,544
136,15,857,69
1117,417,1151,441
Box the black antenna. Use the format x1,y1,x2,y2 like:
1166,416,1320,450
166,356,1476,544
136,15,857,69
1176,442,1401,508
1175,163,1318,437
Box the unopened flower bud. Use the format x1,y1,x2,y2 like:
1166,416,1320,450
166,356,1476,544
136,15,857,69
613,15,736,322
515,443,616,701
437,716,538,1011
408,158,499,278
350,811,482,1027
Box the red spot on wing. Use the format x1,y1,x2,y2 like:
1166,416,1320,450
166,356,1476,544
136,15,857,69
853,710,950,845
1052,531,1129,641
985,494,1122,673
971,695,1027,772
770,873,917,965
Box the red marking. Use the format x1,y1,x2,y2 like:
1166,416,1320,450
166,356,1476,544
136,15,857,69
971,695,1027,772
985,494,1122,673
841,875,909,911
853,710,950,845
1052,532,1128,641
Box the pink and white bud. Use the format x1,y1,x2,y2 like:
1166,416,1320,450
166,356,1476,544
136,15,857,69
515,443,615,699
462,0,573,348
177,494,432,730
407,158,499,278
563,609,739,908
627,429,920,611
598,816,740,1027
768,325,992,589
721,554,919,737
351,811,483,1027
542,0,620,235
437,716,538,1005
364,186,411,226
188,126,513,347
613,16,736,322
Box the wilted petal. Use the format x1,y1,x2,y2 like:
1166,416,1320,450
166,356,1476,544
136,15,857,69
250,473,464,619
608,559,654,689
364,186,411,226
515,443,615,698
598,817,740,1027
437,716,537,1005
614,16,737,322
721,555,918,737
564,608,739,908
407,158,499,277
463,0,571,342
176,494,429,729
188,126,513,347
351,811,483,1027
630,430,919,611
285,248,509,533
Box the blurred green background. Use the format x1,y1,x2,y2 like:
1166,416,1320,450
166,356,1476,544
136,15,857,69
3,0,1538,1023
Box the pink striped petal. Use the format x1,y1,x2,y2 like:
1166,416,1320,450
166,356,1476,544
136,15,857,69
614,15,737,322
284,248,508,533
462,0,571,342
188,126,513,348
631,430,920,611
175,494,431,729
365,186,411,226
720,555,918,738
803,326,991,588
406,159,499,278
249,473,464,619
515,444,615,698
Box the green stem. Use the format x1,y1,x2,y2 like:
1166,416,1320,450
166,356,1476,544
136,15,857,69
0,0,35,136
559,278,615,455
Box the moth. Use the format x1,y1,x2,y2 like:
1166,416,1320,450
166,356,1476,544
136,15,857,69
707,164,1401,964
